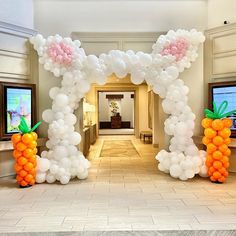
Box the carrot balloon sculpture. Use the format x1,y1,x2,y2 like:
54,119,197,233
202,101,236,183
11,117,41,188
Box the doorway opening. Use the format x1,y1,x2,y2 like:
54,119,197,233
98,91,135,135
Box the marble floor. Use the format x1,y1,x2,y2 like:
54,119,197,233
1,135,236,234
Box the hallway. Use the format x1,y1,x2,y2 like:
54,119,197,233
1,136,236,233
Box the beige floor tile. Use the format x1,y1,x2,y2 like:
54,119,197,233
16,216,65,226
1,135,236,233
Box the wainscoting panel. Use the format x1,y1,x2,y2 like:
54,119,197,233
0,21,37,82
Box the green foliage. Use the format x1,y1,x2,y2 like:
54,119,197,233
18,117,41,134
204,101,236,119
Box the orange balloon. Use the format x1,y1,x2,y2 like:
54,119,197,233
17,157,28,166
28,156,36,165
28,140,37,149
20,180,28,187
11,133,22,144
210,176,217,182
218,176,226,183
19,169,27,177
209,166,216,173
224,148,231,156
16,175,23,182
204,128,217,139
213,171,222,179
223,162,229,168
16,142,27,152
205,155,213,167
224,138,231,145
29,179,35,185
201,118,213,128
31,132,38,141
212,119,224,131
13,150,22,159
212,136,224,146
202,137,211,145
223,171,229,177
23,148,34,158
206,160,213,167
213,161,223,169
208,171,212,176
223,118,232,128
32,148,38,155
212,150,223,160
23,162,34,171
222,155,229,164
218,144,228,153
219,128,231,139
218,167,226,174
22,133,33,144
24,174,33,183
207,143,217,154
28,168,36,176
14,164,23,173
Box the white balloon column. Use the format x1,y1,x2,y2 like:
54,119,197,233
30,29,207,184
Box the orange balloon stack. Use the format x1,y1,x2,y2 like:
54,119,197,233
11,117,41,188
202,101,235,183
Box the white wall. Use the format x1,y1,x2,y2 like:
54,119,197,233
0,0,34,28
99,92,134,127
208,0,236,29
34,0,207,36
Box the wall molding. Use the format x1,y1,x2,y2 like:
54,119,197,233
0,21,37,82
71,32,164,55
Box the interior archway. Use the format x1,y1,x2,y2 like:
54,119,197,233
30,29,207,184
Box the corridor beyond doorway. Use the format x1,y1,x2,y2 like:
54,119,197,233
98,91,135,135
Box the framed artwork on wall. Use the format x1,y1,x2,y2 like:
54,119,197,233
0,82,36,140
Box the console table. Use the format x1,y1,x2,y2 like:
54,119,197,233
111,116,121,128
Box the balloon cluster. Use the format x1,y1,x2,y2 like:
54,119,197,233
202,101,236,183
30,29,205,184
161,38,189,61
47,42,73,66
11,117,41,187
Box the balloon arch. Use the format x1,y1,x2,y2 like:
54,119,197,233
30,29,207,185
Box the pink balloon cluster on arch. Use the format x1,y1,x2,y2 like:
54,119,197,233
161,38,189,61
47,42,73,66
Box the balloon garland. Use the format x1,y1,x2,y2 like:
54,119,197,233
11,117,41,187
30,29,206,184
202,101,236,183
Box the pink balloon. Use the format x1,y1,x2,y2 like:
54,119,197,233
161,38,189,61
47,42,73,66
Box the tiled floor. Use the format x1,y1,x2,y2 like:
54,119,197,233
1,135,236,233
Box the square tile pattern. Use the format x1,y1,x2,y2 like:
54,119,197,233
1,135,236,233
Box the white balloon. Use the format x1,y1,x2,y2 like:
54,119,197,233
42,109,54,123
68,132,81,145
49,87,60,99
46,173,56,183
77,169,88,179
60,175,70,184
170,164,182,178
36,172,46,183
55,94,69,107
37,157,50,172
